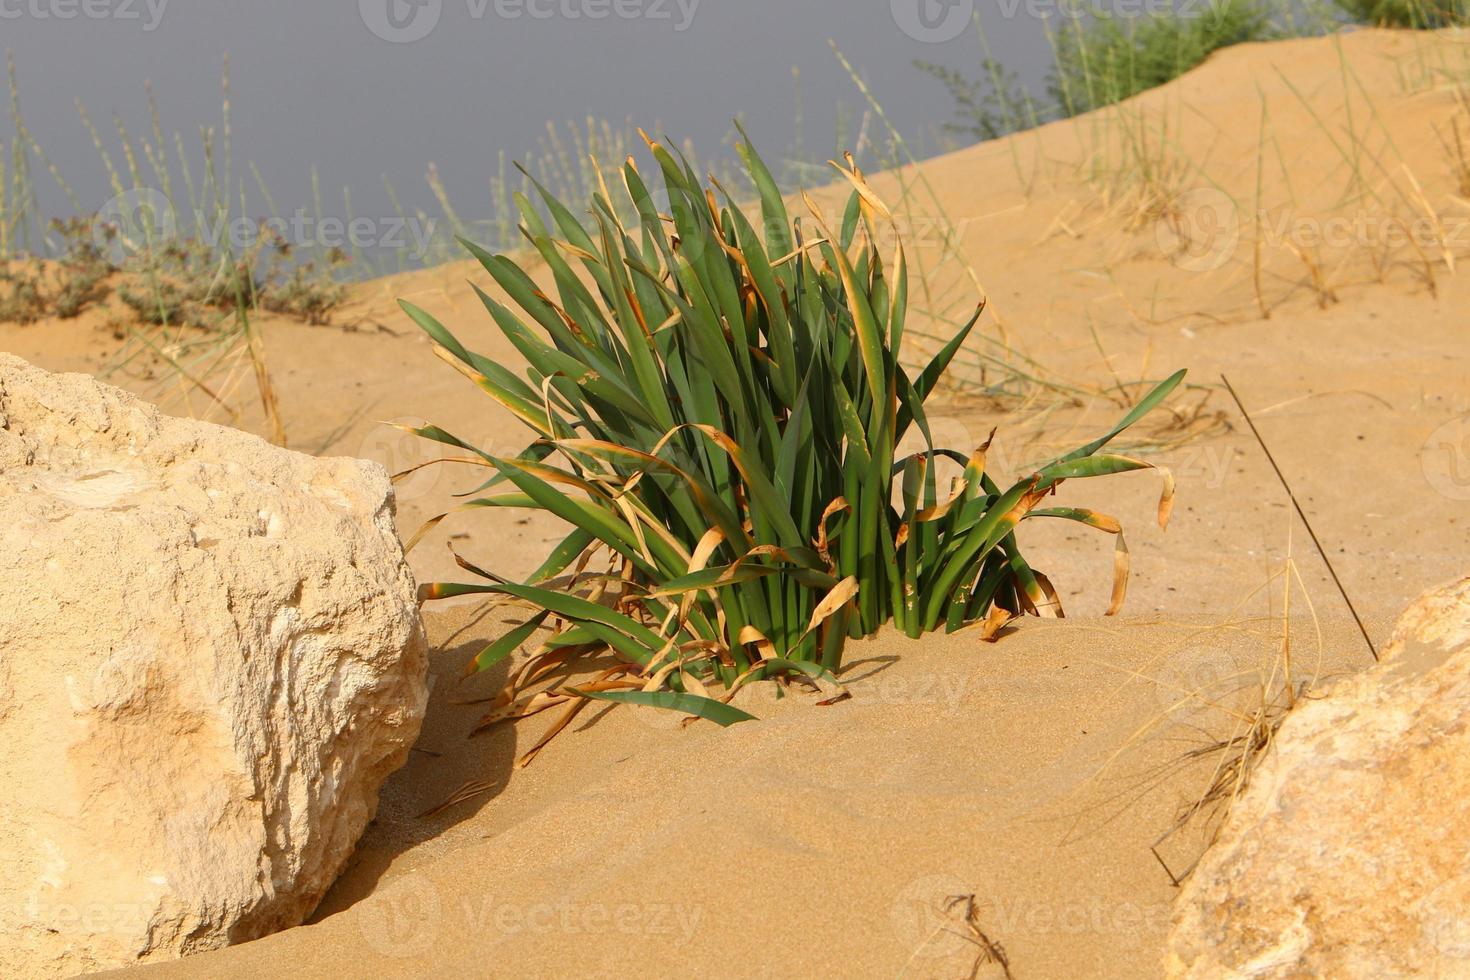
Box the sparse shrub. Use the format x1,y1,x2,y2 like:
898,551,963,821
0,221,115,323
114,226,348,329
0,262,47,323
405,133,1184,730
0,212,349,329
116,237,246,328
117,275,198,327
258,241,349,326
916,58,1034,142
49,218,115,318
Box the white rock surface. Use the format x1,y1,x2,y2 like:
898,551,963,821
0,354,429,977
1166,573,1470,978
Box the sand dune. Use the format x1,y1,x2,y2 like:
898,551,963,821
4,28,1467,978
123,610,1372,979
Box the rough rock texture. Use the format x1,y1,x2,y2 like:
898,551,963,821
1166,574,1470,978
0,354,429,977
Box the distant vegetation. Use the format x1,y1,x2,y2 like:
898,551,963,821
1047,0,1273,117
0,60,351,331
1333,0,1469,26
920,0,1467,143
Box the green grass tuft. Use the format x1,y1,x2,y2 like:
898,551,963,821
1332,0,1468,27
405,133,1184,731
921,1,1276,141
1048,0,1274,118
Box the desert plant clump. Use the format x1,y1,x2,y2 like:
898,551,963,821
0,261,46,323
111,226,348,329
404,132,1184,737
48,218,116,318
256,241,350,326
0,213,350,329
0,220,117,322
114,236,244,328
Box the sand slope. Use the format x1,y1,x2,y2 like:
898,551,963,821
122,610,1370,979
2,28,1466,978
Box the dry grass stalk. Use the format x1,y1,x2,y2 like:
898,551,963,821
897,892,1015,980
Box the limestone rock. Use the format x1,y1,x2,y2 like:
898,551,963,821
0,354,429,977
1166,574,1470,978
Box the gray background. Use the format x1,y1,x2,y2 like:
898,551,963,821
2,1,1069,254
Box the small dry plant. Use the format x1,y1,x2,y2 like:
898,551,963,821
1149,545,1332,882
